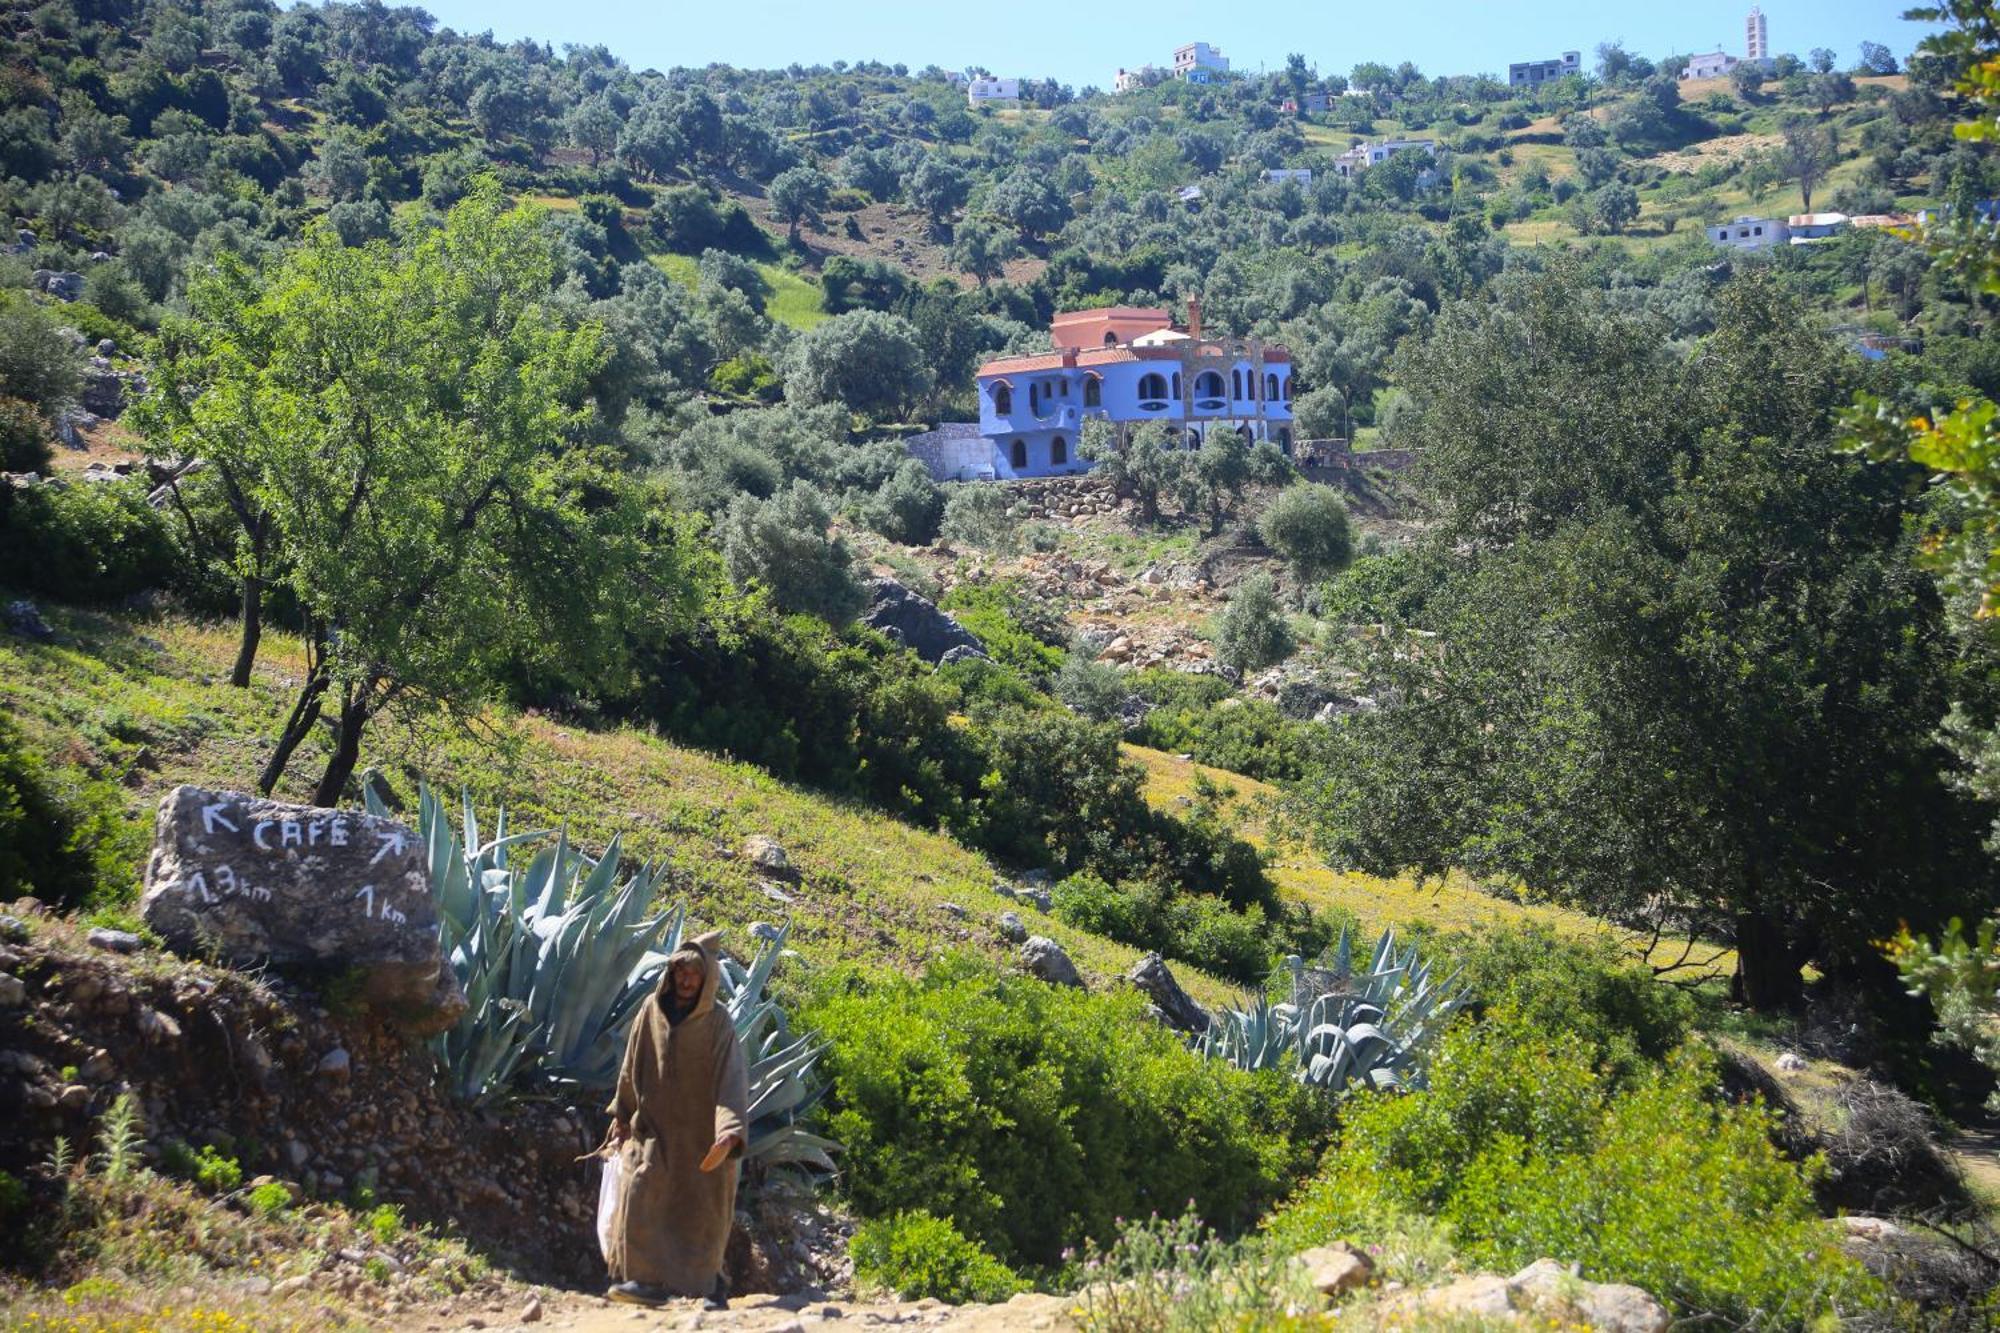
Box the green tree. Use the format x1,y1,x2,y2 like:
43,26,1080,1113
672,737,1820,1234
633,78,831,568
1307,266,1991,1010
782,311,933,420
719,482,866,623
136,184,669,803
903,155,971,228
1080,419,1184,523
946,217,1018,286
1781,118,1838,211
1257,482,1354,588
768,165,832,243
1213,573,1294,674
1589,180,1640,234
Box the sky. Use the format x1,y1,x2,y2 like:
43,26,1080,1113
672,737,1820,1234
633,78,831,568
400,0,1938,92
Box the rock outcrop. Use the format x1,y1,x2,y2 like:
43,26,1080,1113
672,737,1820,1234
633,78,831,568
860,578,986,665
1019,936,1082,988
1127,952,1208,1034
1378,1258,1669,1333
139,786,463,1035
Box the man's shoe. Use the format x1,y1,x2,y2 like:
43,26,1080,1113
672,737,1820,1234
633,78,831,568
607,1281,670,1307
702,1293,728,1312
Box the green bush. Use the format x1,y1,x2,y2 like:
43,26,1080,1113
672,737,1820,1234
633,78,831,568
1431,923,1696,1082
805,956,1331,1271
850,1210,1026,1303
0,476,182,602
1050,872,1287,985
1265,1013,1884,1326
194,1145,242,1193
939,580,1065,682
0,712,135,909
0,396,50,473
1129,693,1320,783
246,1181,292,1216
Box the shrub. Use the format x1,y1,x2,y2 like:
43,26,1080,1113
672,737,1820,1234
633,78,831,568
1051,873,1280,985
940,484,1020,553
246,1181,292,1216
1264,1014,1885,1326
0,288,80,413
1257,483,1354,588
939,580,1065,681
0,712,133,909
1076,1208,1313,1333
0,476,182,602
194,1145,242,1193
850,1210,1026,1303
718,483,866,624
806,957,1330,1270
367,1203,403,1244
0,395,50,473
1129,693,1319,783
860,458,944,545
1212,574,1294,674
1053,653,1130,722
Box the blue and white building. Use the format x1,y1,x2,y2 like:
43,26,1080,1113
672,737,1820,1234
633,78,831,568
938,304,1295,481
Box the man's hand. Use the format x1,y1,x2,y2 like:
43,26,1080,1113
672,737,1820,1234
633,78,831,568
699,1133,742,1173
610,1116,631,1146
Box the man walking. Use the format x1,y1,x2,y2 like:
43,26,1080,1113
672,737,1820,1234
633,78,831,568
602,932,749,1309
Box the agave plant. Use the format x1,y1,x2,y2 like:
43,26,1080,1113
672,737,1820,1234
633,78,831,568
1197,926,1466,1095
368,784,837,1176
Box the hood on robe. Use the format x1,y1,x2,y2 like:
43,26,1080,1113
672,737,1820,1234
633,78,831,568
655,932,724,1023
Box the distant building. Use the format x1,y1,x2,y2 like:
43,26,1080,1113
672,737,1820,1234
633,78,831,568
966,76,1021,106
1508,51,1581,87
1746,5,1769,62
960,302,1295,481
1174,42,1229,82
1787,211,1850,241
1263,168,1313,185
1281,92,1333,114
1848,213,1917,231
1707,215,1789,250
1682,50,1739,79
1114,65,1162,93
1332,138,1437,179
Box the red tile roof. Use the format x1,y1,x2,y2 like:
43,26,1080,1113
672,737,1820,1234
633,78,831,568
976,342,1290,378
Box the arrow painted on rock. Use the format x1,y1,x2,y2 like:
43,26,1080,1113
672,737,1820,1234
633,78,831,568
201,803,240,835
369,829,408,865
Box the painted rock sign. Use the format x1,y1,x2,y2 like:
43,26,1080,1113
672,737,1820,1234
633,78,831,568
141,785,465,1034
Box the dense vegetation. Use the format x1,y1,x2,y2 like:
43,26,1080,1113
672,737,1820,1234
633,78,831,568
8,0,2000,1326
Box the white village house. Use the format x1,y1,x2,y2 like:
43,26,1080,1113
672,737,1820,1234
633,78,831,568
1333,138,1437,180
1707,215,1789,250
1508,51,1580,87
966,76,1020,107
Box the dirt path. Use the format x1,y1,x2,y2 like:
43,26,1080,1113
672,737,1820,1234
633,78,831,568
402,1289,1079,1333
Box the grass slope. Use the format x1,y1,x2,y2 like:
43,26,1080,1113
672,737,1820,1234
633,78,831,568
649,251,829,330
1122,743,1735,978
0,607,1227,1000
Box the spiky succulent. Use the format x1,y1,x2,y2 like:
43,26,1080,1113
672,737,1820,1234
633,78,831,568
368,784,836,1177
1197,926,1466,1094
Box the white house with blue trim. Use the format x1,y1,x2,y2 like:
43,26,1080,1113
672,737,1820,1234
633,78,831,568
947,304,1295,481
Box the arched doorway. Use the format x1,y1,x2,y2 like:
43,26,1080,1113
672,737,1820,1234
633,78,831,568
1051,436,1067,465
1011,439,1028,470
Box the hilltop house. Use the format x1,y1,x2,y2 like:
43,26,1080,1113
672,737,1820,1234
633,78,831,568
1707,215,1789,250
1264,168,1313,185
966,76,1020,106
915,304,1295,481
1787,211,1850,242
1174,42,1229,83
1333,138,1437,180
1114,65,1163,93
1508,51,1580,87
1683,50,1739,79
1281,92,1333,114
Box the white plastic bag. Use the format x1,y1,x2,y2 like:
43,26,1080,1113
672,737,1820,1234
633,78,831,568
595,1148,624,1264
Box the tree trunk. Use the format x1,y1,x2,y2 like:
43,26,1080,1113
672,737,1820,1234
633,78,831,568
312,690,371,807
259,671,327,795
1731,907,1804,1011
229,573,262,688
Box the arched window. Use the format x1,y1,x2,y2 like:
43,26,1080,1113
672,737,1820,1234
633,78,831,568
1172,372,1182,398
1103,330,1119,345
1232,369,1243,399
1083,376,1101,407
1266,372,1281,400
1011,439,1028,470
1239,425,1255,443
1283,376,1292,402
1051,436,1067,465
993,383,1012,415
1194,370,1225,400
1185,428,1202,449
1137,372,1168,402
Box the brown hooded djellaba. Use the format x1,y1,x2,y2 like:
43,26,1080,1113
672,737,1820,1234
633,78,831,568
603,932,750,1296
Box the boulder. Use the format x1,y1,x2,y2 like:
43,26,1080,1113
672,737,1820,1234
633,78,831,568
1019,936,1082,988
3,599,54,642
1380,1260,1668,1333
78,368,125,418
31,270,83,301
1295,1242,1373,1297
859,578,986,665
742,835,796,880
938,644,987,667
1127,952,1208,1034
85,927,141,954
139,786,464,1035
996,910,1027,943
0,972,23,1006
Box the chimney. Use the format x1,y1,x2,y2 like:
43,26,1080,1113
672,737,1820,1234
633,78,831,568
1061,346,1077,368
1187,293,1203,340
